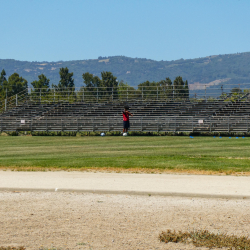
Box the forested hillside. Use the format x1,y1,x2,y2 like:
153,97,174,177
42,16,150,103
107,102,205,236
1,52,250,93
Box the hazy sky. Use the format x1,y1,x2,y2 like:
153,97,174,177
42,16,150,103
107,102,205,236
1,0,249,62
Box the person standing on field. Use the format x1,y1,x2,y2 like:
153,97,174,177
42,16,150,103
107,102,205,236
123,105,133,134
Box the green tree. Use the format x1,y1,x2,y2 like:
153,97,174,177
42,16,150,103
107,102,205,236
118,80,136,100
31,74,50,96
184,80,189,99
100,71,118,99
82,72,102,101
158,77,173,99
82,72,102,88
82,71,118,101
5,73,28,97
53,67,75,99
0,69,7,99
101,71,117,88
58,67,74,89
0,69,7,85
173,76,189,99
138,81,158,99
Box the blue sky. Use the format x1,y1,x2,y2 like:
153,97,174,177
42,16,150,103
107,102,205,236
1,0,250,62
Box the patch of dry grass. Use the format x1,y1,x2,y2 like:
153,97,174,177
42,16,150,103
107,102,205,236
1,166,250,176
38,247,62,250
159,230,250,249
0,247,25,250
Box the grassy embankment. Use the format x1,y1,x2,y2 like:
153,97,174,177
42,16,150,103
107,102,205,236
0,136,250,174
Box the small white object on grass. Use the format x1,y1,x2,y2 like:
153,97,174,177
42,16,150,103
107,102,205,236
123,133,127,136
101,133,105,136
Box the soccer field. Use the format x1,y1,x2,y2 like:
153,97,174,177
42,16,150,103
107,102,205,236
0,136,250,173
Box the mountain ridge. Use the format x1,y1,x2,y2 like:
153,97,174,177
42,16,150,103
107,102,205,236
1,52,250,92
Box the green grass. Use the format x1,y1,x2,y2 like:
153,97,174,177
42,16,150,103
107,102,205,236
1,136,250,173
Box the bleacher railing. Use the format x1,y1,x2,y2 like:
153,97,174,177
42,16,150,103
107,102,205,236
0,89,28,113
1,84,250,113
26,86,190,103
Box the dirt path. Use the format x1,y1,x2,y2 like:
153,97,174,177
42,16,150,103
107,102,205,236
1,191,250,250
1,171,250,199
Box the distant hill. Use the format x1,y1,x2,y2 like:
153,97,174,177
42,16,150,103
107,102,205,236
1,52,250,94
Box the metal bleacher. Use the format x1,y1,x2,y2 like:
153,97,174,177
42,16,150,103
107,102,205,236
0,99,250,133
1,86,250,133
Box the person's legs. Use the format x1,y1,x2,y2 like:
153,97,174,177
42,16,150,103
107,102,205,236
123,121,126,133
123,121,129,133
126,121,130,133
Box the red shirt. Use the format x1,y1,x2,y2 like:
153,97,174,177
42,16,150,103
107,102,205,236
123,111,129,121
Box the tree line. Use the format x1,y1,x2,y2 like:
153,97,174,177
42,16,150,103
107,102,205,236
0,67,190,102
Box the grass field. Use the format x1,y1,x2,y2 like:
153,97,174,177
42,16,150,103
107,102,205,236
0,136,250,173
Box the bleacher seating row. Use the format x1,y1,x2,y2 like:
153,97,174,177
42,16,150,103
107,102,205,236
1,100,250,132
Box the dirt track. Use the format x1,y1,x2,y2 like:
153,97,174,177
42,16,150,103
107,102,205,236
1,191,250,250
1,171,250,199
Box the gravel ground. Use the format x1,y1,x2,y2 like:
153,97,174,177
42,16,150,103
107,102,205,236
0,191,250,250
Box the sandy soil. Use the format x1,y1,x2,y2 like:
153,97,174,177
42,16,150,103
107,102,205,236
0,191,250,250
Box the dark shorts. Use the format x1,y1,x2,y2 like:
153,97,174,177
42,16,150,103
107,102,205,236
123,121,130,129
